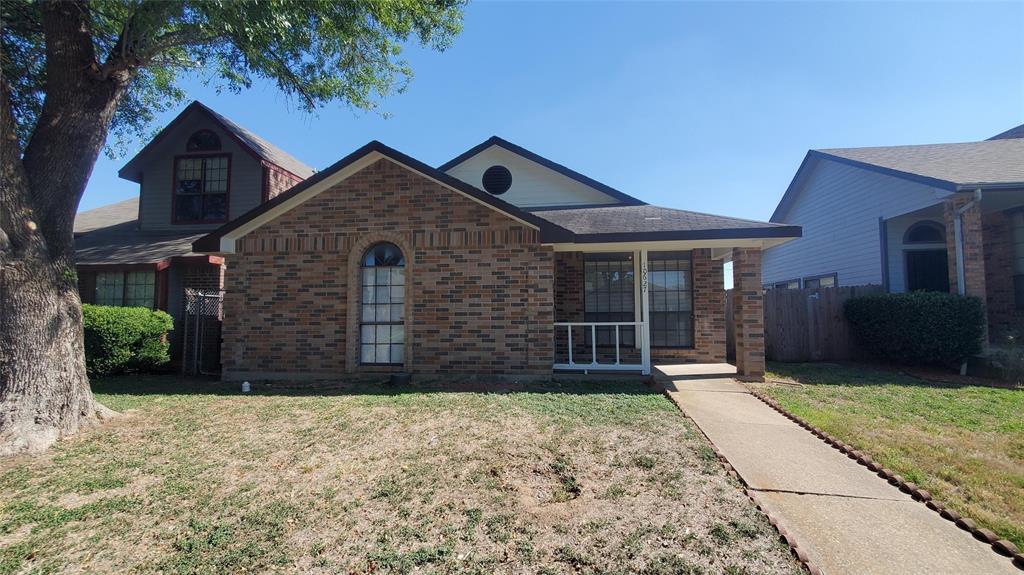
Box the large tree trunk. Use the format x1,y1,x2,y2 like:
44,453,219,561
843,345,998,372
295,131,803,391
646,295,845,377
1,1,131,456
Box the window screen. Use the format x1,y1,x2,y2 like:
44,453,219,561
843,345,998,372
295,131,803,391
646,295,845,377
648,253,694,348
583,253,635,346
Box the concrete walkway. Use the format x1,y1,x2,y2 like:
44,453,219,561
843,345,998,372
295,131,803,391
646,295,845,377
657,364,1018,575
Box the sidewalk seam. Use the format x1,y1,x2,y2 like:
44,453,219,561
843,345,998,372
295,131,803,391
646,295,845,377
655,381,826,575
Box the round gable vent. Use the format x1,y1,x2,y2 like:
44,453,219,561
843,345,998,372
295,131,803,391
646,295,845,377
482,165,512,195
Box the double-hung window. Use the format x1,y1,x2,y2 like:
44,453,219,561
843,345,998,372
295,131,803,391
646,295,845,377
174,155,229,223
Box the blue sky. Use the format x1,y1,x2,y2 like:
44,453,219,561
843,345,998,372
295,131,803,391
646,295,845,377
81,1,1024,219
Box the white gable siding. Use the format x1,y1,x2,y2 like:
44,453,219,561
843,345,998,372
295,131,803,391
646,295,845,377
444,145,622,208
763,158,951,287
138,113,263,231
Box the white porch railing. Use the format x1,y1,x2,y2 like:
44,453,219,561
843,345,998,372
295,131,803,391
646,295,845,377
553,322,651,375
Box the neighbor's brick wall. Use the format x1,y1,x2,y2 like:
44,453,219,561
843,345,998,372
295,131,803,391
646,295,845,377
944,196,987,301
181,263,225,292
222,158,554,380
981,210,1023,338
263,165,303,201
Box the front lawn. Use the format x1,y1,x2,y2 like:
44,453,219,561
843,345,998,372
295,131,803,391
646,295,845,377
763,363,1024,550
0,376,800,575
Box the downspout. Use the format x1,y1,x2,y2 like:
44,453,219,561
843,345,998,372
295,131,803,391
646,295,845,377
952,189,983,296
952,188,983,375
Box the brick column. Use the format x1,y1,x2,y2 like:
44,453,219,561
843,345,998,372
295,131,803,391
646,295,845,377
732,248,765,380
943,195,987,299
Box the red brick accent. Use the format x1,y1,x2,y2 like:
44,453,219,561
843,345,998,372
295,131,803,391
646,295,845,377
732,248,764,379
263,164,303,202
222,158,554,380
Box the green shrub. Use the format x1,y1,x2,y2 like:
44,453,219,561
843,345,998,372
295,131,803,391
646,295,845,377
844,292,985,366
82,304,174,376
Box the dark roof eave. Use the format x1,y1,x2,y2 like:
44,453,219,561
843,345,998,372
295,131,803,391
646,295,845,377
546,226,802,244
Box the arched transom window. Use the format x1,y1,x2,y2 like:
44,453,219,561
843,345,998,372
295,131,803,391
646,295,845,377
360,243,405,365
187,129,221,151
904,221,945,244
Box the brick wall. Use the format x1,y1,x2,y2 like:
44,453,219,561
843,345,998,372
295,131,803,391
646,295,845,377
982,210,1023,338
263,164,303,201
732,248,765,379
944,196,987,300
222,158,554,380
551,249,727,365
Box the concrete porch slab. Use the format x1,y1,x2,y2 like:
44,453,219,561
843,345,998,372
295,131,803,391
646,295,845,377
655,363,737,377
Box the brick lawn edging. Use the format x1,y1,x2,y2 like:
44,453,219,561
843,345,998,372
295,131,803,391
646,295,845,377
747,387,1024,572
655,384,825,575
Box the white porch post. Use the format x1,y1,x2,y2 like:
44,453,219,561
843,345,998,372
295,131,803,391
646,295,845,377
640,248,651,375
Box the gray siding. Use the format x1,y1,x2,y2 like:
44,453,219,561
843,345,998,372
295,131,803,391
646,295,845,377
763,158,951,287
137,113,263,231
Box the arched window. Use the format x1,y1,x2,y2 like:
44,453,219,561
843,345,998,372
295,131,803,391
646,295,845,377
360,243,405,365
904,221,945,244
187,129,221,151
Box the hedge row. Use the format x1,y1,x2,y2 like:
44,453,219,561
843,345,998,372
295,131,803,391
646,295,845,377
82,304,174,377
844,291,985,366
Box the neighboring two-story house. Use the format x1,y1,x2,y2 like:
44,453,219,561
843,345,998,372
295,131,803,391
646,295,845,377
763,124,1024,340
74,101,315,364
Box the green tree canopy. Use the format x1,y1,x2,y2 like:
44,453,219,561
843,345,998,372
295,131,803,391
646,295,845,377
2,0,464,153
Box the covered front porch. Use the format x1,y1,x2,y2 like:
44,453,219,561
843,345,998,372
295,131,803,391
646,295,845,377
549,242,769,380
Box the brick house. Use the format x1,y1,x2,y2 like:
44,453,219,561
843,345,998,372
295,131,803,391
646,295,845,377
763,124,1024,341
74,101,314,365
193,138,800,381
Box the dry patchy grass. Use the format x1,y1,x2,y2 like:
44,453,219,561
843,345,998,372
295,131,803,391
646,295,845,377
0,376,801,575
764,362,1024,550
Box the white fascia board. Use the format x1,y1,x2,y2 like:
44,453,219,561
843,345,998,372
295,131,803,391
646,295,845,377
218,153,539,253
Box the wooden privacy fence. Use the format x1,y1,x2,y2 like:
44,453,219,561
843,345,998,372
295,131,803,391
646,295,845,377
762,285,884,362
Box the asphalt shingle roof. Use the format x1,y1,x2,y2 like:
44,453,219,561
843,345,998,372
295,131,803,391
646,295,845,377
197,102,315,179
817,138,1024,188
989,123,1024,140
75,196,203,264
74,197,139,235
532,205,795,238
75,222,205,265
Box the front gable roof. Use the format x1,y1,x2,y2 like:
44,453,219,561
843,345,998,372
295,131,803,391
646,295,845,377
439,136,645,207
772,138,1024,222
118,101,315,183
192,141,575,253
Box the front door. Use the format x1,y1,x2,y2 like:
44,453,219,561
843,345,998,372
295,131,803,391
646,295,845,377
905,250,950,292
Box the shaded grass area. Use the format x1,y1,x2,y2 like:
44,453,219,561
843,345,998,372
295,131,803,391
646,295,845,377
764,362,1024,550
0,376,800,575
